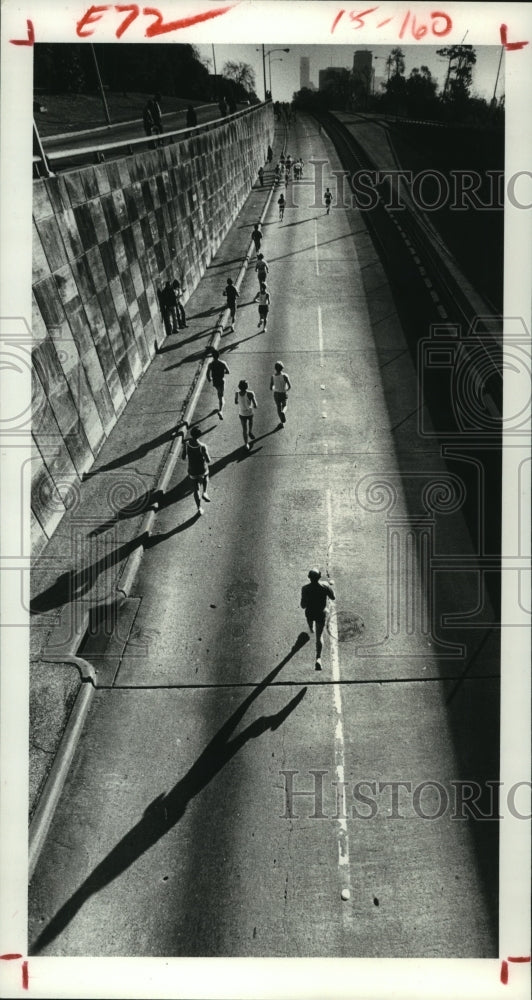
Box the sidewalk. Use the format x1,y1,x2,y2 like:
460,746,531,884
29,136,284,829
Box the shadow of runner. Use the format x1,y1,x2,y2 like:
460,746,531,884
156,327,215,353
83,427,177,477
30,635,309,955
30,534,147,616
32,443,258,614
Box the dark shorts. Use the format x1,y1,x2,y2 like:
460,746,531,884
239,414,253,426
305,609,326,627
212,379,225,392
259,305,269,317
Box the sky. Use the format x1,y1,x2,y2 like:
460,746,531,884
195,43,505,104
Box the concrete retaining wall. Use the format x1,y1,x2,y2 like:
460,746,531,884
31,106,273,556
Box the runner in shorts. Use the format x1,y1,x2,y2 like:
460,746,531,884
255,253,269,286
270,361,291,427
235,379,258,450
257,282,271,332
300,568,336,669
183,425,211,515
206,347,230,419
223,277,239,332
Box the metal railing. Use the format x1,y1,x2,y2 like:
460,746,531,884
33,102,268,178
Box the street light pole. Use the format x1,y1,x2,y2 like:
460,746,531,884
90,44,111,126
269,57,284,99
262,43,267,101
491,45,504,105
258,46,290,101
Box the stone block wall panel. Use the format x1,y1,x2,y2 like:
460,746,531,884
31,105,273,554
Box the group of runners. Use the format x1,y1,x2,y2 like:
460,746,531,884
179,142,336,666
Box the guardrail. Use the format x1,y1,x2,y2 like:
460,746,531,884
321,110,499,341
33,102,267,178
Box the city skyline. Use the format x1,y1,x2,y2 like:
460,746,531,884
196,44,505,104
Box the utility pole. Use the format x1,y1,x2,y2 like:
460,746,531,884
262,43,267,101
491,46,504,105
90,44,111,125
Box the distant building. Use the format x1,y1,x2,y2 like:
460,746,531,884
318,67,345,91
300,56,310,90
353,50,373,95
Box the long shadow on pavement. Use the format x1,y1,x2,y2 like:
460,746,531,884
30,443,262,614
156,327,214,353
30,637,309,955
268,232,359,264
83,426,177,476
30,534,147,616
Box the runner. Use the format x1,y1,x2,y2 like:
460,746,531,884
182,425,211,515
255,253,269,286
206,347,230,419
223,277,239,331
251,223,263,253
235,379,258,450
270,361,291,426
278,193,285,221
256,282,271,332
300,568,336,670
324,187,333,215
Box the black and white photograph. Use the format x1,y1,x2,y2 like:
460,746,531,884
0,1,530,998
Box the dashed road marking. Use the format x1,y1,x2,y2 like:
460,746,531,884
314,218,320,276
318,305,324,366
326,489,352,907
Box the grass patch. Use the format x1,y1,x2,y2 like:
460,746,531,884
34,91,206,137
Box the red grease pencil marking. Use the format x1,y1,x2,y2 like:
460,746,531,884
500,24,529,50
143,5,235,37
330,9,345,33
9,19,34,45
0,954,23,960
22,960,29,990
501,956,531,984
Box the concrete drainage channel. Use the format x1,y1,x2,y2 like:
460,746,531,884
28,167,283,880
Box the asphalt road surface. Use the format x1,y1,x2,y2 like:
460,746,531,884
29,116,499,958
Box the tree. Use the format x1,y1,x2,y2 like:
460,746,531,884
405,65,438,118
437,45,476,103
321,68,353,110
222,60,256,96
387,47,405,79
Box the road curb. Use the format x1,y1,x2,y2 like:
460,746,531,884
29,674,95,880
28,170,280,874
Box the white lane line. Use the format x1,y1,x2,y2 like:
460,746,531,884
326,489,352,899
314,217,320,276
318,305,324,366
